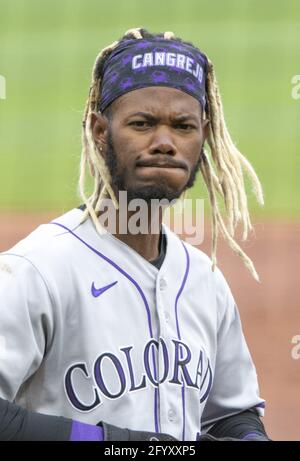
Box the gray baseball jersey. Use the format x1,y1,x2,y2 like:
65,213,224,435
0,207,265,441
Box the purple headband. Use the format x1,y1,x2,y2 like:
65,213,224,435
98,38,208,113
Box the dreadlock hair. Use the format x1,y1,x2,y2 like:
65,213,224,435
79,27,264,281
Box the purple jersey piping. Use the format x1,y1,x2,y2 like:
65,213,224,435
174,241,190,441
50,222,159,433
255,402,266,409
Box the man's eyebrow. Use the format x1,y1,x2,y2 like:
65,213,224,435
172,114,199,123
126,112,199,123
126,112,157,121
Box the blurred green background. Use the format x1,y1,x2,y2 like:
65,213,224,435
0,0,299,215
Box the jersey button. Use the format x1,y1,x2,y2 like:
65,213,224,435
159,278,167,291
168,409,176,421
164,311,170,323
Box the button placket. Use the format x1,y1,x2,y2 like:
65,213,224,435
168,409,176,422
159,277,167,291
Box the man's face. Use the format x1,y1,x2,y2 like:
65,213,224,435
92,86,208,203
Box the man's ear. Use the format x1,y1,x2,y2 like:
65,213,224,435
90,112,109,151
87,112,109,177
201,118,210,142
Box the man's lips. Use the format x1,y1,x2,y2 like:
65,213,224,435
136,158,187,170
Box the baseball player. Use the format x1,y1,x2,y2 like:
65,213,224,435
0,28,269,441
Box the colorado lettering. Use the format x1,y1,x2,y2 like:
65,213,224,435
64,338,212,411
64,363,101,412
132,52,204,83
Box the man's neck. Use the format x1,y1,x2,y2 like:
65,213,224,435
115,231,161,262
99,206,164,262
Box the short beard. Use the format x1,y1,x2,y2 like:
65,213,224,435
105,129,202,204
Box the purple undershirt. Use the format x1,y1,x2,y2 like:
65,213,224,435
70,421,104,441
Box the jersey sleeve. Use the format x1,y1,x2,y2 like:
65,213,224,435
0,254,54,401
201,268,265,428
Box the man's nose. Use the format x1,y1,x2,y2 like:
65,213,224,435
149,126,177,156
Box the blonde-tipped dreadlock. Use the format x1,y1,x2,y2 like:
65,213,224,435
79,27,264,281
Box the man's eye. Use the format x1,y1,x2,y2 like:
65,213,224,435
175,124,195,130
130,121,151,128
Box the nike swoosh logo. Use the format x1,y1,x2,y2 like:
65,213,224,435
91,281,118,298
